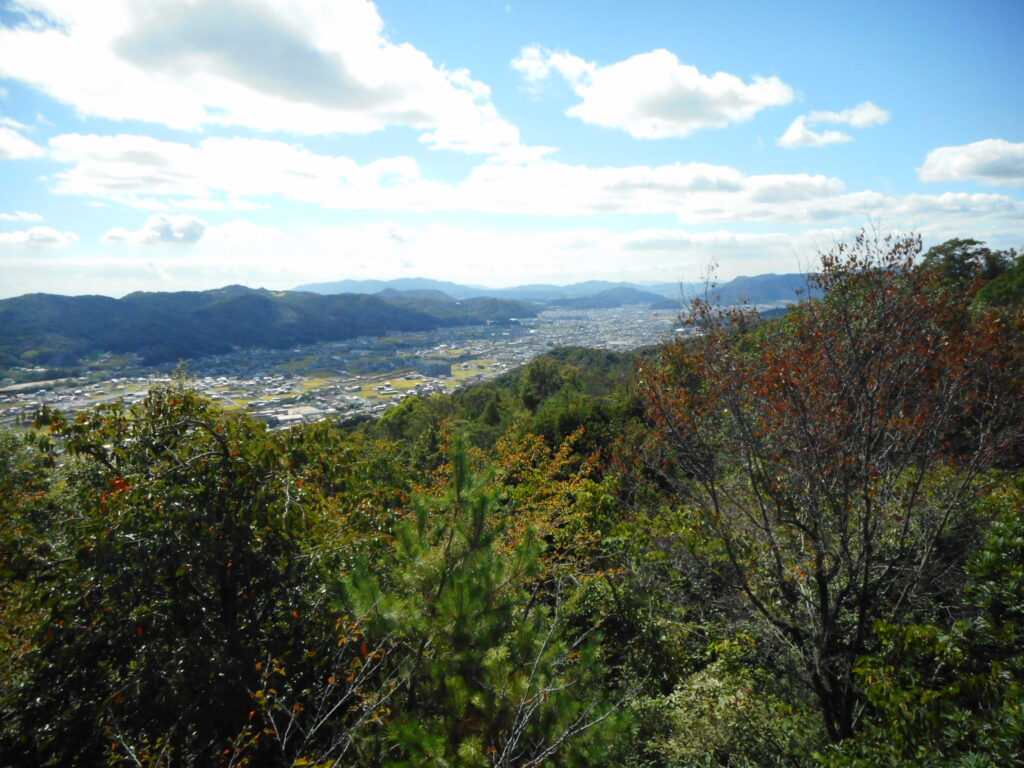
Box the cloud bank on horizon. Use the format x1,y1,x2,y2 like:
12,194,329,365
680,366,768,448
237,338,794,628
0,0,1021,297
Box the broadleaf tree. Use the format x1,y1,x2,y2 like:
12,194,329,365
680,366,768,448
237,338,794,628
640,231,1024,740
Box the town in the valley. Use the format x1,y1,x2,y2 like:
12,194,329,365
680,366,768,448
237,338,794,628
0,306,686,430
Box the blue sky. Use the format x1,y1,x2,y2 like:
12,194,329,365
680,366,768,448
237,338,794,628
1,0,1021,297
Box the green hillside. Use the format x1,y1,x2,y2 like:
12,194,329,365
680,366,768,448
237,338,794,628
0,285,536,370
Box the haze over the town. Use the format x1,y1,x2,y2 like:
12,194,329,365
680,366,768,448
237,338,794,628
0,0,1021,299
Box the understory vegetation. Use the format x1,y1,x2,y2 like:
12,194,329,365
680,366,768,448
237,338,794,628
1,233,1022,767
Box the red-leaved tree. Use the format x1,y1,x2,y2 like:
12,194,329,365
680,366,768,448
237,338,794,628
639,232,1024,740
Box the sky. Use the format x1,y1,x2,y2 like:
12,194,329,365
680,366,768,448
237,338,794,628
0,0,1022,298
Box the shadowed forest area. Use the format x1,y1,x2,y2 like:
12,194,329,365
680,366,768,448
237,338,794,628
2,233,1023,767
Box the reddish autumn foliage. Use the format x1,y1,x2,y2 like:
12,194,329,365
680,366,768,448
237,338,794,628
639,232,1024,740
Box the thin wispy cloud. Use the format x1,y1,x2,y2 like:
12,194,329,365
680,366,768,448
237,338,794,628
778,102,890,148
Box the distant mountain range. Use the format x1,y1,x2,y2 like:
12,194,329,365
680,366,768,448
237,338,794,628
550,286,671,309
0,272,817,373
297,273,817,307
707,273,819,305
295,277,490,300
0,285,536,369
295,277,696,302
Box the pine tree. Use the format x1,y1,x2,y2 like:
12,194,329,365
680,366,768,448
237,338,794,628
342,436,626,767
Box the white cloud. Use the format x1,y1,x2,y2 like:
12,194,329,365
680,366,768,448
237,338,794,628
102,214,208,244
0,226,78,246
746,174,846,203
512,45,593,92
0,210,44,222
512,45,794,138
42,130,1024,234
45,131,840,220
44,130,849,221
808,102,890,129
778,101,889,148
0,0,523,154
48,132,423,210
777,117,853,148
918,139,1024,187
0,114,32,132
0,121,45,159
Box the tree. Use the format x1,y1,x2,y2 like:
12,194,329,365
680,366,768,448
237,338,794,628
975,253,1024,308
2,384,329,766
519,357,574,411
921,237,1013,287
821,482,1024,767
640,232,1024,741
341,437,627,767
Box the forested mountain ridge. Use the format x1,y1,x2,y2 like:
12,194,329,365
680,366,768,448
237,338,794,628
373,291,538,322
0,270,825,373
1,235,1023,767
550,286,668,309
0,285,536,369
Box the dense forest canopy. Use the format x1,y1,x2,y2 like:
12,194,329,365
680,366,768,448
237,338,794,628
1,233,1022,767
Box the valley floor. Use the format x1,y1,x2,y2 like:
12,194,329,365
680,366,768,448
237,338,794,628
0,305,681,429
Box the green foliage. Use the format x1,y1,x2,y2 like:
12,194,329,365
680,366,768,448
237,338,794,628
974,258,1024,307
0,430,59,690
0,285,535,370
640,231,1024,741
820,482,1024,767
0,393,629,767
634,636,821,768
921,237,1014,288
481,394,501,426
2,232,1022,767
2,384,329,765
365,347,640,460
519,356,573,411
341,437,628,767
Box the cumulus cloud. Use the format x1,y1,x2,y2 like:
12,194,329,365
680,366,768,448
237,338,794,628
45,131,843,221
48,132,423,210
0,0,523,154
0,210,43,222
0,226,78,246
37,128,1024,242
42,130,1024,233
746,174,846,203
918,139,1024,187
778,101,889,148
512,45,794,139
102,214,208,244
448,162,853,223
